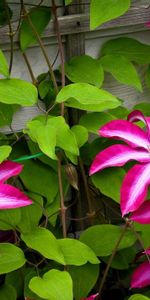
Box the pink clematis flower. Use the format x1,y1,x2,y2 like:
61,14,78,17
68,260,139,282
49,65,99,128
90,110,150,218
0,160,32,209
130,200,150,224
145,21,150,28
131,260,150,288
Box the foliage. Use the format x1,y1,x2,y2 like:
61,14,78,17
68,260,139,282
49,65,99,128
0,1,149,300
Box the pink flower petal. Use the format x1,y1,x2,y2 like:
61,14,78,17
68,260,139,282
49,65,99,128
90,144,150,175
145,21,150,28
0,183,32,209
121,163,150,216
128,110,150,135
99,120,149,150
0,161,23,183
131,260,150,288
130,200,150,224
145,248,150,255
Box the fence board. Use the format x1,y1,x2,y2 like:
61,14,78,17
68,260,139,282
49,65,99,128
1,3,150,47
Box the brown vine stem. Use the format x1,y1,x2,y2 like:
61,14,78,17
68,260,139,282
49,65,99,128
22,52,37,84
129,221,150,263
79,157,95,223
96,222,129,300
57,156,67,238
20,0,59,94
52,0,65,115
4,0,14,74
9,125,19,141
52,0,67,239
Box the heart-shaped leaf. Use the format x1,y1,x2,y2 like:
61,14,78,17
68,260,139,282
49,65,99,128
56,83,120,112
21,227,65,265
29,269,73,300
0,79,38,106
90,0,131,29
0,243,26,274
20,7,51,50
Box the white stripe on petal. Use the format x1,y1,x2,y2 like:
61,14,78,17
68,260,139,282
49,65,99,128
90,144,150,175
121,163,150,215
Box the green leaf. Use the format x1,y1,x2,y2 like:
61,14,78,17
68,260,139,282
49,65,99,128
134,223,150,249
20,7,51,51
101,37,150,64
145,66,150,88
65,55,104,87
47,193,60,226
0,79,38,106
21,227,65,265
20,160,58,204
109,106,129,119
79,112,116,134
38,80,51,99
80,225,136,256
0,207,21,230
25,119,57,160
5,270,24,298
71,125,88,148
69,264,99,300
26,116,79,159
27,140,58,171
133,102,150,116
128,295,150,300
58,238,99,266
0,50,9,78
102,246,136,270
90,0,130,29
56,83,120,112
29,269,73,300
100,54,142,91
0,1,12,26
0,103,17,127
0,243,26,274
48,116,79,156
79,107,129,134
24,270,43,300
47,178,69,226
65,0,72,5
91,167,126,203
0,145,11,163
0,284,16,300
18,193,43,233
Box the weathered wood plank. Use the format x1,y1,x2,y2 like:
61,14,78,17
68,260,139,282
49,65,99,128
0,4,150,47
66,0,85,59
